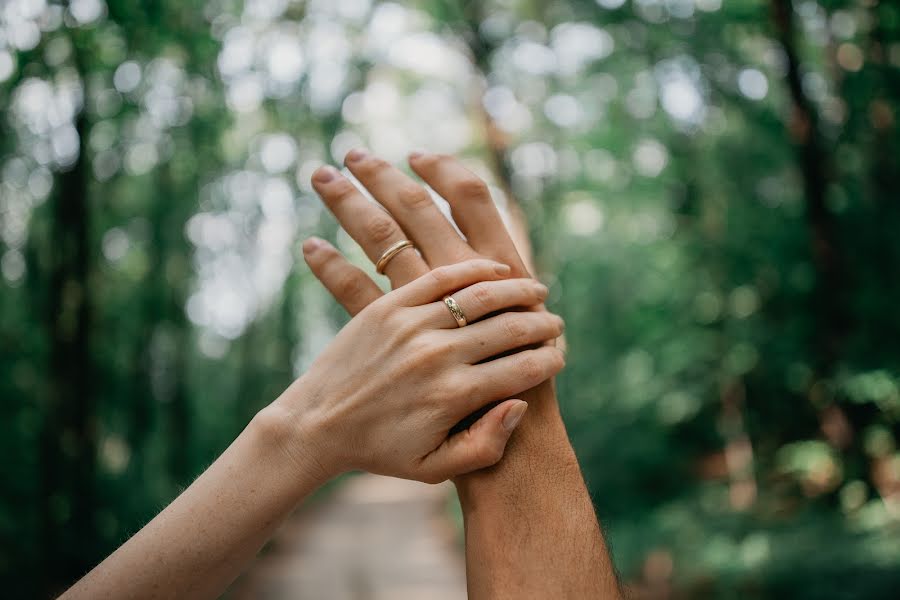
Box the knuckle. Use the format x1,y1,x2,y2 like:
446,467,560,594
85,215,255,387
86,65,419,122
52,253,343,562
469,282,494,312
406,325,441,350
334,273,364,299
464,378,480,400
418,338,448,366
451,176,490,202
438,337,458,357
397,183,433,209
394,351,422,380
502,314,529,345
366,298,392,324
428,265,453,286
393,313,421,342
365,214,399,245
518,353,543,381
329,179,358,203
445,372,476,401
476,438,503,466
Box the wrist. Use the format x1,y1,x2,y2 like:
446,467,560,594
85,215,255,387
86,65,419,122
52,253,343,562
251,393,339,497
453,380,576,494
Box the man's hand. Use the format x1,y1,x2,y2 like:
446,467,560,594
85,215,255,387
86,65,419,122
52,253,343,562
304,150,621,599
304,149,529,296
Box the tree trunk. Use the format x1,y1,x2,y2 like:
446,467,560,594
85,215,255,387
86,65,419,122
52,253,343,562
40,105,95,593
771,0,849,373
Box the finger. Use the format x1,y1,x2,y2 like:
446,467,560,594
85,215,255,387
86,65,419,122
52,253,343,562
451,312,564,364
417,400,527,483
408,152,528,275
394,259,511,307
427,278,548,329
302,237,384,316
344,149,477,267
311,165,429,287
466,346,565,407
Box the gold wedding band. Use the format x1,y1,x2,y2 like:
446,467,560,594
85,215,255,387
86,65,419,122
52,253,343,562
375,240,415,274
443,295,468,328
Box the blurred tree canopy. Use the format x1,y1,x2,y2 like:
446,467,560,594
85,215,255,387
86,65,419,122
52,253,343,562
1,0,899,597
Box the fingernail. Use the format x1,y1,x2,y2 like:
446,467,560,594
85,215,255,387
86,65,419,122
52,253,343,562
302,237,325,254
345,148,368,163
494,263,511,276
555,315,565,330
313,166,338,184
534,282,549,297
409,150,426,160
502,401,528,432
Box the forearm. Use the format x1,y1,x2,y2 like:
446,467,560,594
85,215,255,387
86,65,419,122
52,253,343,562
455,381,621,599
62,404,327,600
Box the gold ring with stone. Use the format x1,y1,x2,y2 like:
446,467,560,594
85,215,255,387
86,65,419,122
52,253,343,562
375,240,415,274
443,295,468,328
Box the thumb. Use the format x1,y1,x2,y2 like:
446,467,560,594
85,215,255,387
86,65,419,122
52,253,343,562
417,400,528,484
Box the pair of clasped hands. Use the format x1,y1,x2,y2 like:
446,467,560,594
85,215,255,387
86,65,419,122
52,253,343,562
61,149,575,600
284,148,565,484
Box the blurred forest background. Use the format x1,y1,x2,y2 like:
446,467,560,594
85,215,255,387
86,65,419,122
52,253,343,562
1,0,899,597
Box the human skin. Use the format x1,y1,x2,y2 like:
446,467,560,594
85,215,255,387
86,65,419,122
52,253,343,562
60,260,565,599
305,149,622,598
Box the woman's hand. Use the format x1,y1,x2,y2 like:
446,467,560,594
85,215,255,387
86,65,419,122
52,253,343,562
272,258,564,484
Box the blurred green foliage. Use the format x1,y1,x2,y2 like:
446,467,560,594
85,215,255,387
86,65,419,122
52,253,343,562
1,0,899,598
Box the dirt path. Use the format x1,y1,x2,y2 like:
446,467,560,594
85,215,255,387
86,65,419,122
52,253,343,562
228,474,467,600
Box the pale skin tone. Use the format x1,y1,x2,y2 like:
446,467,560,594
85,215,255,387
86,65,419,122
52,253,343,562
62,259,566,599
305,148,622,599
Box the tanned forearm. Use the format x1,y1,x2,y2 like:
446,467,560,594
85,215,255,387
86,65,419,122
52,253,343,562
453,191,620,599
455,381,621,599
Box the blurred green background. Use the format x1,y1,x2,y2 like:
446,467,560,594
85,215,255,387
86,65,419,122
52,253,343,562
2,0,900,597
